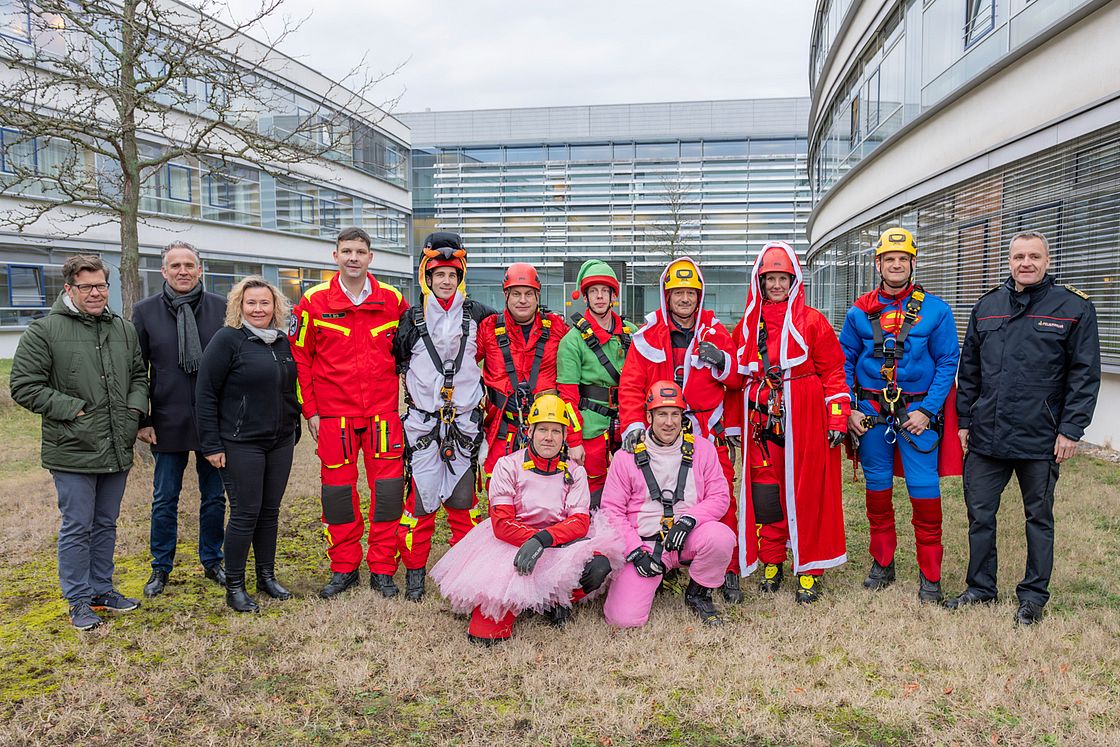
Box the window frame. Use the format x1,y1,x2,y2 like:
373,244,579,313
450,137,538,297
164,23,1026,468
7,264,45,307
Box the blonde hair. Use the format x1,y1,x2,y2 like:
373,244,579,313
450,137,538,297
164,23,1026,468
224,275,290,329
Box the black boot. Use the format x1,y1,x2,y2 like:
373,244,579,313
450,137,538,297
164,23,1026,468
796,573,823,604
918,572,943,604
319,570,360,599
404,568,426,602
758,563,784,594
721,572,744,604
143,569,169,598
204,563,227,587
256,565,292,601
225,573,259,613
467,633,506,647
370,573,399,599
545,605,573,628
684,580,723,626
863,559,895,590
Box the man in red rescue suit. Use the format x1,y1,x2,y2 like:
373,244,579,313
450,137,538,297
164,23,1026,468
477,263,570,486
393,233,495,602
556,259,636,508
726,242,849,604
839,228,960,604
617,256,741,603
291,226,410,600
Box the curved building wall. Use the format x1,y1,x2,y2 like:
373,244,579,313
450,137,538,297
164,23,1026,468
0,2,413,355
807,0,1120,446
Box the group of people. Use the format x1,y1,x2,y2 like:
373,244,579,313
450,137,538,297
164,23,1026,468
10,224,1099,638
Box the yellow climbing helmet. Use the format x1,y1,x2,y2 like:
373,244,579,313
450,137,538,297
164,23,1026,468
527,393,572,428
664,258,702,291
875,227,917,257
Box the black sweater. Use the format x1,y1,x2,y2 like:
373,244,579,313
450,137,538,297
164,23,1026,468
195,326,301,456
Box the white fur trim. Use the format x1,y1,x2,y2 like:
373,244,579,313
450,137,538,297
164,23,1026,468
794,554,848,574
630,312,665,363
710,350,733,382
824,392,851,403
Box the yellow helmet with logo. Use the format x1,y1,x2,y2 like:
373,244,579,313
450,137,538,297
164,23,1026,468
527,393,572,428
664,259,702,290
875,227,917,257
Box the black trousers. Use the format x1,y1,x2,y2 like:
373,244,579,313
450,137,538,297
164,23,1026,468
220,434,296,579
962,450,1060,606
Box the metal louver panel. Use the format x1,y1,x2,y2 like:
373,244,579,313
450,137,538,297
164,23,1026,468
807,123,1120,366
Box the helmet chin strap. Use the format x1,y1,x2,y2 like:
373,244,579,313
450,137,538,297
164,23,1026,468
649,427,680,447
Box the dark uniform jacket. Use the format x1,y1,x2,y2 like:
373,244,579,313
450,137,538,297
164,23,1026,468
957,274,1100,461
132,289,225,453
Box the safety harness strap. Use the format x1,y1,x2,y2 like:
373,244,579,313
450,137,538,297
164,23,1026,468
494,314,551,447
633,429,695,566
569,312,623,383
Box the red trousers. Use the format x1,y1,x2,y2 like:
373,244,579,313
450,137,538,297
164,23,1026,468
748,440,822,576
316,415,405,575
397,483,480,570
865,488,943,581
581,432,612,504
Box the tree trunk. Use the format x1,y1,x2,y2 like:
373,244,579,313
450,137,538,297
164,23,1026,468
118,188,141,319
117,0,141,320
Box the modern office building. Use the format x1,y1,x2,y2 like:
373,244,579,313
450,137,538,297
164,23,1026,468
401,99,811,320
0,2,411,356
806,0,1120,445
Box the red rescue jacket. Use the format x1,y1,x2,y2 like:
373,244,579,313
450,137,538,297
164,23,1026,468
290,272,408,418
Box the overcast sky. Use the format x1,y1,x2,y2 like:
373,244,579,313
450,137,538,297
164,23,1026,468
226,0,814,114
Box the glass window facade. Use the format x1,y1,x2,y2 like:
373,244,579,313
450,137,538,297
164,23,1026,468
411,125,810,320
806,123,1120,365
809,0,1100,201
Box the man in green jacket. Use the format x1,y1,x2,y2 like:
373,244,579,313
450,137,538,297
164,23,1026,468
557,260,635,508
11,254,149,631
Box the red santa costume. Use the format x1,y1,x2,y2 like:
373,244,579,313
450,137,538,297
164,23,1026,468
726,242,849,599
617,257,740,578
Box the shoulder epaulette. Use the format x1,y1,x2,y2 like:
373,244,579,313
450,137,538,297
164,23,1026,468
978,284,1002,299
302,281,331,301
1063,283,1089,300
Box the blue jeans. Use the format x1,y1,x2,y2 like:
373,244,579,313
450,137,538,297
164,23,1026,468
149,451,226,572
52,470,129,603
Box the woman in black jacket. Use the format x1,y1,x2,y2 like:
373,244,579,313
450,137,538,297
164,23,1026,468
196,276,301,612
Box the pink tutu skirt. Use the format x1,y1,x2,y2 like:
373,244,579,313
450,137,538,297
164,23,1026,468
431,511,624,620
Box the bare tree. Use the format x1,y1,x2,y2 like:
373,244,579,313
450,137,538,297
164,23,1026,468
0,0,401,316
641,172,700,261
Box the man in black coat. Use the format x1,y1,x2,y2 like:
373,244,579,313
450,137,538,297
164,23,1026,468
948,231,1101,625
132,242,228,597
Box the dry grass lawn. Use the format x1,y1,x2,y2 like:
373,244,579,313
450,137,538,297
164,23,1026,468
1,359,1118,746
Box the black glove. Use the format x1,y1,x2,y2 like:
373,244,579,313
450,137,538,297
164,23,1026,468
697,341,726,373
513,531,553,575
626,548,665,578
828,430,845,448
622,428,644,453
662,516,696,552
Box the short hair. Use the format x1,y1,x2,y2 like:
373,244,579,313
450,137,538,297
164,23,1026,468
336,226,372,250
62,254,108,285
161,241,201,264
224,275,291,330
1008,230,1050,255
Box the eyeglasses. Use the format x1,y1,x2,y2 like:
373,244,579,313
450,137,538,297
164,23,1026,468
72,283,110,294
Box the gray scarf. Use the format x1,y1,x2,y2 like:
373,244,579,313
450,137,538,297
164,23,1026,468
163,281,205,374
243,321,279,344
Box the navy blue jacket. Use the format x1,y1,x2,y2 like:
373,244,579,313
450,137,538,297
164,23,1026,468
133,289,225,453
957,274,1100,460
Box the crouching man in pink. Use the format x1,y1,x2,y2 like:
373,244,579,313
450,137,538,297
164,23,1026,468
602,380,736,627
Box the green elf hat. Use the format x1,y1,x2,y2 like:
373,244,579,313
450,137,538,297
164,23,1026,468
571,259,620,300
